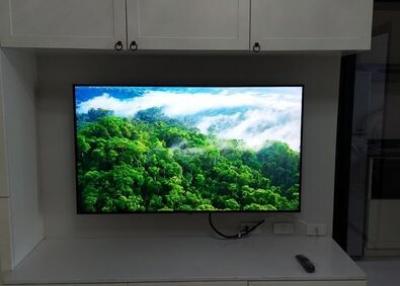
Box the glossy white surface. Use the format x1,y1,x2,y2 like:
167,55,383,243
2,236,365,284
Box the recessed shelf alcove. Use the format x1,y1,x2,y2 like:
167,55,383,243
0,49,361,285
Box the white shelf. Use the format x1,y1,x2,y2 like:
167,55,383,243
2,236,366,284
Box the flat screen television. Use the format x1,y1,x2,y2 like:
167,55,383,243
74,85,303,213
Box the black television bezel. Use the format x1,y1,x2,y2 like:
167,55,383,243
73,84,304,214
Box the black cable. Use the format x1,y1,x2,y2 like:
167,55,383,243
208,213,265,240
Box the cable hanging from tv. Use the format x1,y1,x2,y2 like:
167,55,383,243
208,213,265,239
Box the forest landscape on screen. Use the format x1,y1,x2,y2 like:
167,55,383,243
74,85,303,213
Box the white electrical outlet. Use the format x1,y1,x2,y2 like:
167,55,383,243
306,223,327,236
273,222,295,235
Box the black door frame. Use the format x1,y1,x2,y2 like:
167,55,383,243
332,55,357,251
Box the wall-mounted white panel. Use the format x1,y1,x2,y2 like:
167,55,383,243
251,0,373,51
127,0,250,50
36,54,340,238
0,0,126,50
1,49,44,268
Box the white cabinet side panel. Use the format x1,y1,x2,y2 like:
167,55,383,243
1,49,44,268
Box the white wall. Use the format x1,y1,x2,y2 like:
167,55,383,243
36,53,340,239
0,49,44,270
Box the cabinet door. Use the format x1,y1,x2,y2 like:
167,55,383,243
127,0,250,50
250,281,367,286
130,282,246,286
250,0,373,51
0,0,126,50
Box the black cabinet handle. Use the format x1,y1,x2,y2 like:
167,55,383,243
253,42,261,53
114,41,123,51
129,40,138,51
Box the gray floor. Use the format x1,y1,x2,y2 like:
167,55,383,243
357,258,400,286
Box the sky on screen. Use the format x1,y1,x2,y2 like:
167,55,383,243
76,86,303,151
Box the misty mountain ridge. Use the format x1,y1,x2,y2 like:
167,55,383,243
78,106,299,151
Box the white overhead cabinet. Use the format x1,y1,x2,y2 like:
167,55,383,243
0,0,126,50
0,0,373,51
250,0,374,51
126,0,250,50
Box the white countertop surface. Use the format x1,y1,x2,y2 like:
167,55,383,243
2,235,366,284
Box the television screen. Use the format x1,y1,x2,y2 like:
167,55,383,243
74,85,303,213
